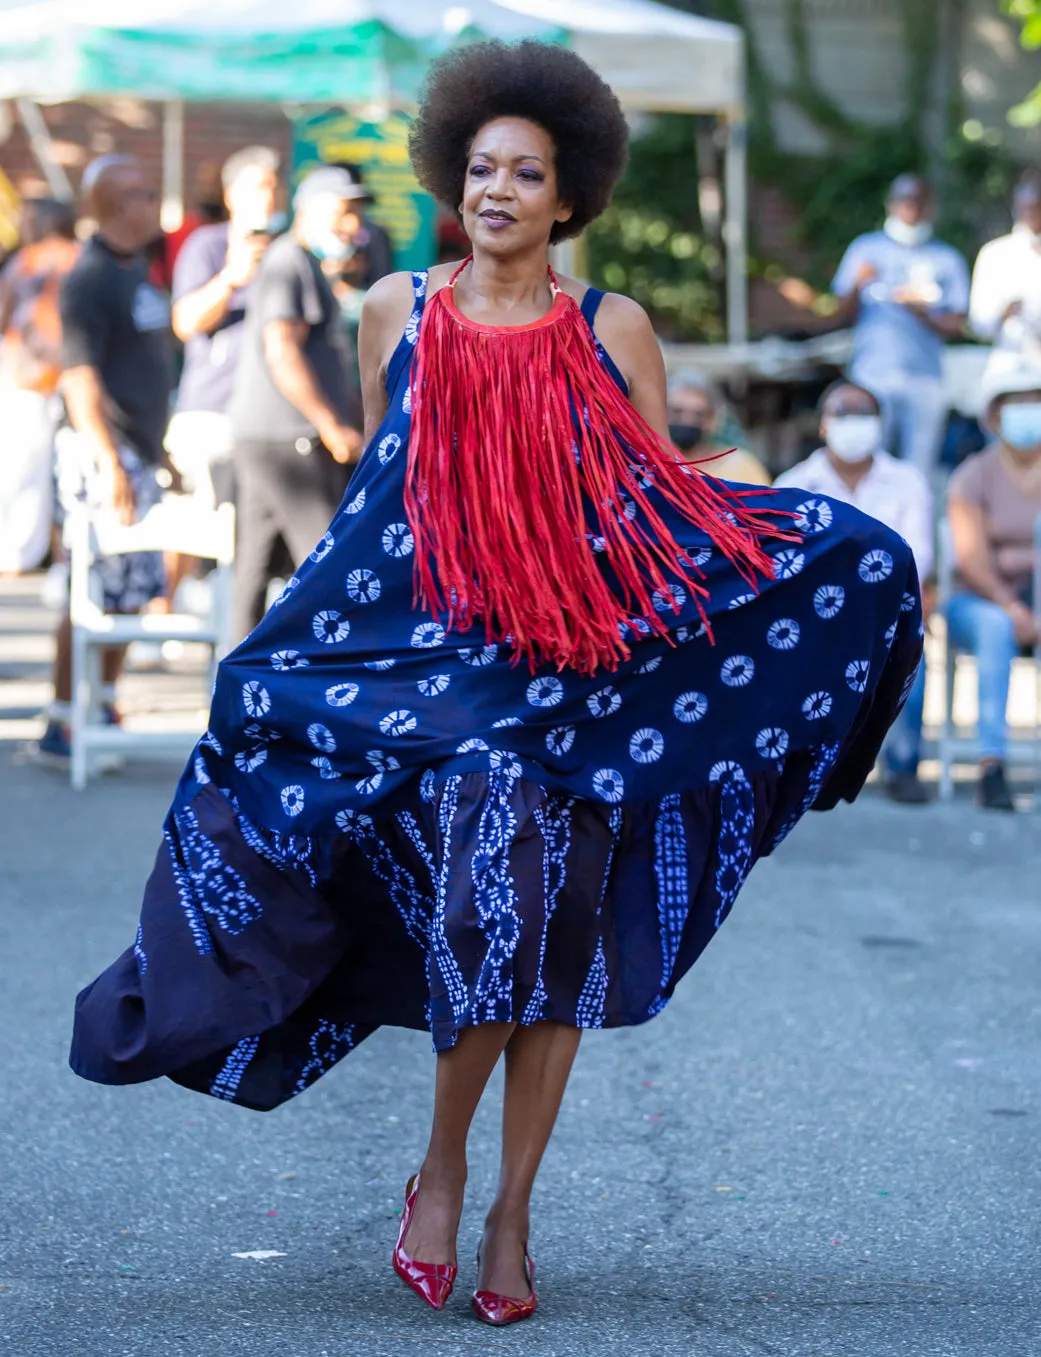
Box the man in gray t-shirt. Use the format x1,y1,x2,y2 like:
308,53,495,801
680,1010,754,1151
228,166,364,639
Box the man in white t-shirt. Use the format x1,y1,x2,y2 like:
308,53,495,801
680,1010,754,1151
970,172,1041,365
775,380,933,803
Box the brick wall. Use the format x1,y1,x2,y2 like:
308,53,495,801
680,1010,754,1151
0,98,292,202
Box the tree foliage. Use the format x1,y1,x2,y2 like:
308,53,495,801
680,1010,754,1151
587,0,1021,338
1005,0,1041,125
587,114,725,342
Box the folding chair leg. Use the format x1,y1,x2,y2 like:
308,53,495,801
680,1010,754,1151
1035,659,1041,813
70,629,91,790
939,654,956,802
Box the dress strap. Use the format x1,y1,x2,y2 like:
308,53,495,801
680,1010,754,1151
580,286,607,327
384,271,430,396
578,286,628,396
410,270,430,317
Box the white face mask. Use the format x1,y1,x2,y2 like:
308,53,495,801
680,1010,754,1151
884,215,933,248
824,414,882,464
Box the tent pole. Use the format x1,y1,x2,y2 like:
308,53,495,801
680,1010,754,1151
722,111,748,350
161,99,185,233
15,99,73,200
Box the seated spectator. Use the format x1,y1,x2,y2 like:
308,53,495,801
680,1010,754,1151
947,357,1041,811
666,369,770,485
775,380,934,803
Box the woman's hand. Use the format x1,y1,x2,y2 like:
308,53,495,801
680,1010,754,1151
97,453,136,526
1004,599,1039,648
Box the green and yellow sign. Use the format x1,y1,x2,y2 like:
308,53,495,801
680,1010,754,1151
292,108,437,273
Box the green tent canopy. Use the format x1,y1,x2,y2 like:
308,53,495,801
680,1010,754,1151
0,0,742,112
0,0,748,338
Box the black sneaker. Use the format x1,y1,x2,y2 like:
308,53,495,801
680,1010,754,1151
978,762,1016,812
34,719,71,764
885,770,931,804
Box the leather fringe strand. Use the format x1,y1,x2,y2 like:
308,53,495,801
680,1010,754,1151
405,281,795,675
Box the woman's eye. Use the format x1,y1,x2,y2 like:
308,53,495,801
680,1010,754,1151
468,164,490,177
518,171,543,182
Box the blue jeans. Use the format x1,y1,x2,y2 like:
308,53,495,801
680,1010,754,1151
946,592,1019,761
884,658,926,775
855,369,948,476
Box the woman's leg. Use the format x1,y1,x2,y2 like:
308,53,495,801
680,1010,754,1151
947,591,1017,762
402,1021,516,1265
478,1021,582,1297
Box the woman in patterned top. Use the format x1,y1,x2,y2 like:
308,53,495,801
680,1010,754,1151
71,42,922,1327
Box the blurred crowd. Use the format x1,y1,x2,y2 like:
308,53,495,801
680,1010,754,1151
0,151,1038,811
674,171,1041,813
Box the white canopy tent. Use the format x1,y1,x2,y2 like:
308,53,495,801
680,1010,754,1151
0,0,748,339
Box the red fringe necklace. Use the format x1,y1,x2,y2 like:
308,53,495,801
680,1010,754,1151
404,259,793,676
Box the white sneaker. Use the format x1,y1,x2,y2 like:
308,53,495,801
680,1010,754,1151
41,561,69,610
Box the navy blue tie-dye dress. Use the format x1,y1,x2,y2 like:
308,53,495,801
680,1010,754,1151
70,274,923,1111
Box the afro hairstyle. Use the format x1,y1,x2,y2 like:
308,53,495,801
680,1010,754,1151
409,40,629,245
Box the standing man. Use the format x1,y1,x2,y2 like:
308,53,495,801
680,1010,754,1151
329,163,394,292
38,155,174,761
969,171,1041,365
228,165,363,640
0,198,79,574
774,380,934,804
832,174,969,476
167,145,283,507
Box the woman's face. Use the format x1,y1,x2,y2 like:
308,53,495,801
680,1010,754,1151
461,117,572,257
995,389,1041,458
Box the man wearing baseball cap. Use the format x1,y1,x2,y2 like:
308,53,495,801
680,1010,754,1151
329,162,394,293
228,165,364,640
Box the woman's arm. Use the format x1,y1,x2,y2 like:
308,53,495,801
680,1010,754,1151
590,293,670,443
357,272,417,446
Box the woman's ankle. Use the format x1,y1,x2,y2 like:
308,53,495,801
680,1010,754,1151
483,1194,531,1239
418,1155,468,1196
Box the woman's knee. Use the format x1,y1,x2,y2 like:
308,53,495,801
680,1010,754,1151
972,600,1018,652
950,595,1016,654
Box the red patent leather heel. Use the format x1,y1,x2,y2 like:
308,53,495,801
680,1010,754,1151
392,1173,457,1311
471,1244,538,1326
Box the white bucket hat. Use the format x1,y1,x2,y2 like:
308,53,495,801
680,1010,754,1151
980,353,1041,415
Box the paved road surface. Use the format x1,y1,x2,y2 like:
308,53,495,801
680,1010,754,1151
0,579,1038,1357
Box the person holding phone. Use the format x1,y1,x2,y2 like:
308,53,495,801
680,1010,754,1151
832,175,969,476
167,146,284,508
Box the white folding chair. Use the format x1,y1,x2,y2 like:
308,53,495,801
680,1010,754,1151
67,497,235,790
937,513,1041,803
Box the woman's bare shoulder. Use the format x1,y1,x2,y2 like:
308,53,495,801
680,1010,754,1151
362,270,419,322
590,289,656,337
556,277,652,338
363,262,461,321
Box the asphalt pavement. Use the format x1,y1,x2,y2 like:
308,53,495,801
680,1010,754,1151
1,578,1039,1357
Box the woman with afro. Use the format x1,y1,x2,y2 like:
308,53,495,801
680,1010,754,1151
71,42,923,1327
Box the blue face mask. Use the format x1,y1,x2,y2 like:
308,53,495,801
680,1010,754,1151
1000,401,1041,450
307,229,354,263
